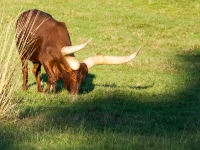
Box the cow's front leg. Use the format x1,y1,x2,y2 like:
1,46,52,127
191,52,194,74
43,63,57,93
45,75,57,93
45,78,52,93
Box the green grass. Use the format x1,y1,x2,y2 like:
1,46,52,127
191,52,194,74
1,0,200,149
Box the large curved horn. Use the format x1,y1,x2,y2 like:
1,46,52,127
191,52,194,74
61,38,92,56
83,47,141,70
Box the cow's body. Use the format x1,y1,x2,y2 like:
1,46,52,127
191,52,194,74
16,9,140,95
16,9,87,94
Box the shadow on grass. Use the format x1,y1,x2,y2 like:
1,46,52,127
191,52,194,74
1,51,200,149
28,73,153,93
28,73,96,93
29,73,154,94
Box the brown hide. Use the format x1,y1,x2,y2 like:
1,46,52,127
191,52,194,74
16,9,87,94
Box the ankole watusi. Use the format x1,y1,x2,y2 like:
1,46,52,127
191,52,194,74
15,9,141,95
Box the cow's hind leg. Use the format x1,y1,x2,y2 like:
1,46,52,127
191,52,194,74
32,62,42,92
21,57,28,90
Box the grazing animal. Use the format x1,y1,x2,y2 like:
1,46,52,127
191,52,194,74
15,9,141,95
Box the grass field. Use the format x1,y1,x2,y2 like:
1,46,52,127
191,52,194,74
1,0,200,149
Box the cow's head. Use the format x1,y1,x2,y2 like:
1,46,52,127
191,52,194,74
60,39,141,95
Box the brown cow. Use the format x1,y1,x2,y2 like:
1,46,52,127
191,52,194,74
15,9,141,95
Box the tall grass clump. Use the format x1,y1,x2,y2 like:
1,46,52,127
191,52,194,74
0,10,48,119
0,10,37,119
0,19,20,119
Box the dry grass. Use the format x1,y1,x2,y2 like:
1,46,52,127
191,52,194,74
0,10,40,119
0,19,20,119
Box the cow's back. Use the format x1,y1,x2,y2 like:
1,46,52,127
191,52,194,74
16,9,72,63
15,10,52,60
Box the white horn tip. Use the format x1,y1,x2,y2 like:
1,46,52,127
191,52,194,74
86,38,92,45
137,46,141,52
133,46,141,55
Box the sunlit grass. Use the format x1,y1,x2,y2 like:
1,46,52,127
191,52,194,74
0,0,200,149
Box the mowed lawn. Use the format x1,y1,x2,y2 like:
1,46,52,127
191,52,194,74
1,0,200,149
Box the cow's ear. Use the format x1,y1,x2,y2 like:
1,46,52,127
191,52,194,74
80,63,88,74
